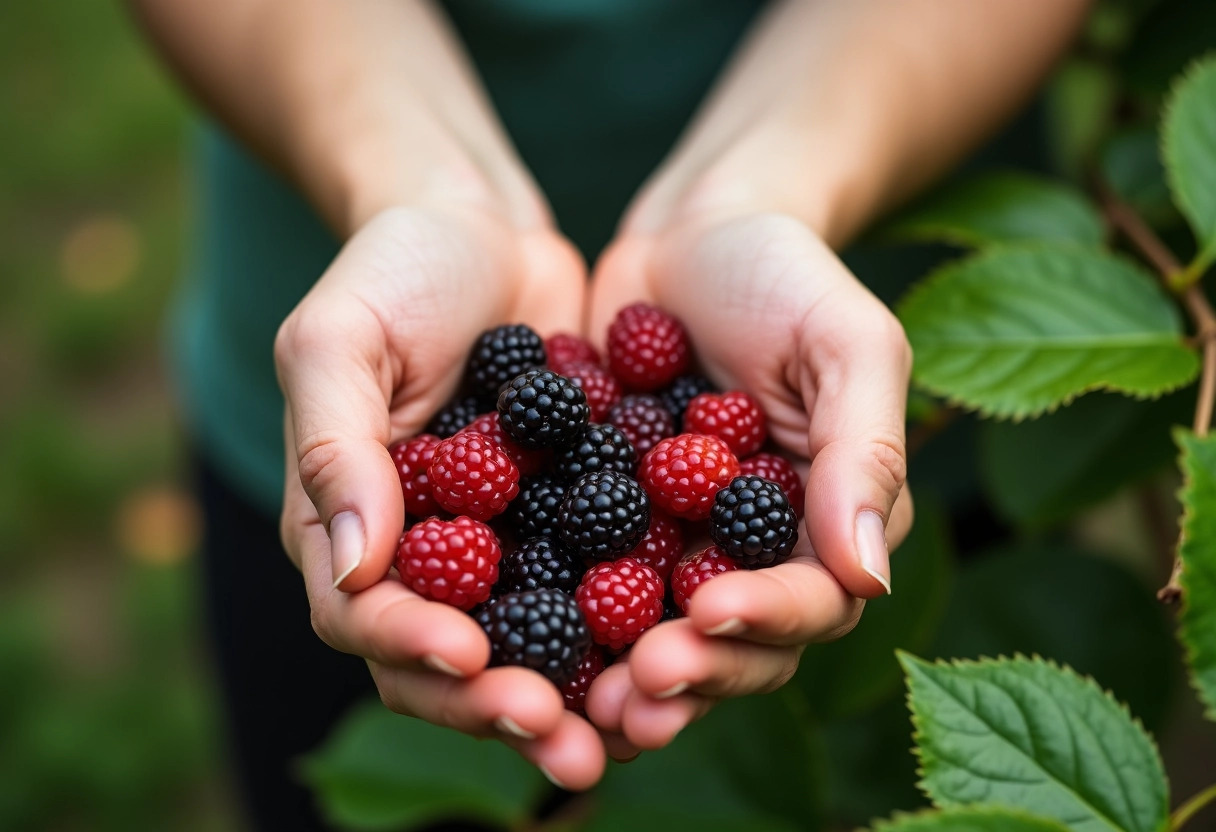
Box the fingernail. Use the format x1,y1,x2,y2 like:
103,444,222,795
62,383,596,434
654,681,689,700
703,617,745,637
539,765,569,791
855,510,892,594
423,654,466,678
495,716,536,740
330,511,364,589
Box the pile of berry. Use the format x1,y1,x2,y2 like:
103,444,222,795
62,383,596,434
387,305,804,713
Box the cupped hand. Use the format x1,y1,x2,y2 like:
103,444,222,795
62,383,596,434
585,212,915,751
274,205,605,789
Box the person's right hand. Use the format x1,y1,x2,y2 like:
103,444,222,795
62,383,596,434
274,204,607,790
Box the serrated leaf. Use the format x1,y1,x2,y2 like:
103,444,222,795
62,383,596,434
1175,429,1216,720
900,653,1168,832
869,807,1070,832
301,700,547,830
897,246,1199,419
883,172,1104,249
1162,55,1216,273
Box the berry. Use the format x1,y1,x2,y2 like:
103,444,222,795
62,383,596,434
498,537,583,594
624,511,684,582
497,370,590,449
683,391,767,458
465,324,547,399
505,474,566,539
558,470,651,560
562,645,607,714
563,361,623,422
428,432,520,521
606,303,691,391
739,453,804,518
638,433,740,521
475,589,591,685
671,546,740,615
659,374,718,426
396,516,502,610
546,332,602,373
607,394,676,457
576,558,665,650
427,395,482,438
388,434,443,518
553,423,637,482
710,476,798,568
458,411,547,476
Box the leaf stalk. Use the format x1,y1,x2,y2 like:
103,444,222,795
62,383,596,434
1171,781,1216,831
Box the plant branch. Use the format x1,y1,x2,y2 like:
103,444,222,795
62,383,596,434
1171,782,1216,831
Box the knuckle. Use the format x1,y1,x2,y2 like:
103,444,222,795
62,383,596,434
867,434,908,495
310,603,337,649
295,435,346,496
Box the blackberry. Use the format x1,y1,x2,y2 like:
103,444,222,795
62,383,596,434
709,476,798,568
498,538,583,594
659,374,717,425
607,394,675,456
558,470,650,560
426,396,482,438
497,370,589,449
465,324,547,399
553,423,637,482
506,474,566,538
474,589,591,685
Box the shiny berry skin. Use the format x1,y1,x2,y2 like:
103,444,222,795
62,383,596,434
659,374,718,425
606,303,691,391
465,323,547,399
576,558,665,650
683,391,767,458
624,511,684,582
638,433,740,521
607,394,676,457
475,589,591,685
553,423,637,482
497,537,583,594
505,474,566,539
546,332,602,374
710,476,798,568
563,361,623,422
671,545,740,615
388,434,443,518
396,516,502,610
428,432,520,521
558,470,651,560
497,369,590,449
458,411,547,476
739,453,804,518
426,395,482,438
562,645,607,714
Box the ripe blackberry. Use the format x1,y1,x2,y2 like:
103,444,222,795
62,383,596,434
558,470,651,560
563,361,623,422
607,394,675,457
497,537,583,594
671,545,740,615
739,453,804,518
624,511,684,582
638,433,740,521
475,589,591,686
562,645,607,714
427,395,482,438
659,374,717,425
505,474,566,539
396,517,502,610
553,423,637,482
710,476,798,568
458,411,548,476
388,434,443,518
576,558,665,650
606,303,691,391
465,324,547,399
684,391,768,458
428,432,520,521
497,370,590,449
545,332,602,374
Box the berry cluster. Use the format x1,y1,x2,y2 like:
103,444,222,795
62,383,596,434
382,307,805,709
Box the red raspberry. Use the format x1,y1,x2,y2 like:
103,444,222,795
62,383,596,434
671,545,740,615
576,558,665,650
563,361,623,422
396,516,502,610
428,432,520,521
606,303,691,391
607,394,676,457
684,391,767,458
389,434,443,518
458,411,547,477
546,332,602,373
638,434,740,521
561,645,607,714
625,512,684,582
739,452,805,518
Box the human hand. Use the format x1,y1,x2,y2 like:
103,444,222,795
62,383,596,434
274,205,609,789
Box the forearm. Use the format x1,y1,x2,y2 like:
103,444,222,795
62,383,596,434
129,0,546,235
627,0,1091,247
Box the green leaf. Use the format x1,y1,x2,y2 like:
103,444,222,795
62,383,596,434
1044,58,1118,176
1175,429,1216,720
1162,55,1216,273
301,700,547,830
1100,127,1179,230
870,807,1070,832
882,173,1104,249
897,246,1199,419
900,653,1169,832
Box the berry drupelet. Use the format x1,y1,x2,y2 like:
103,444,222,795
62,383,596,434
464,323,547,400
558,470,651,560
475,589,591,685
553,423,637,482
497,537,583,594
497,369,590,449
710,475,798,568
